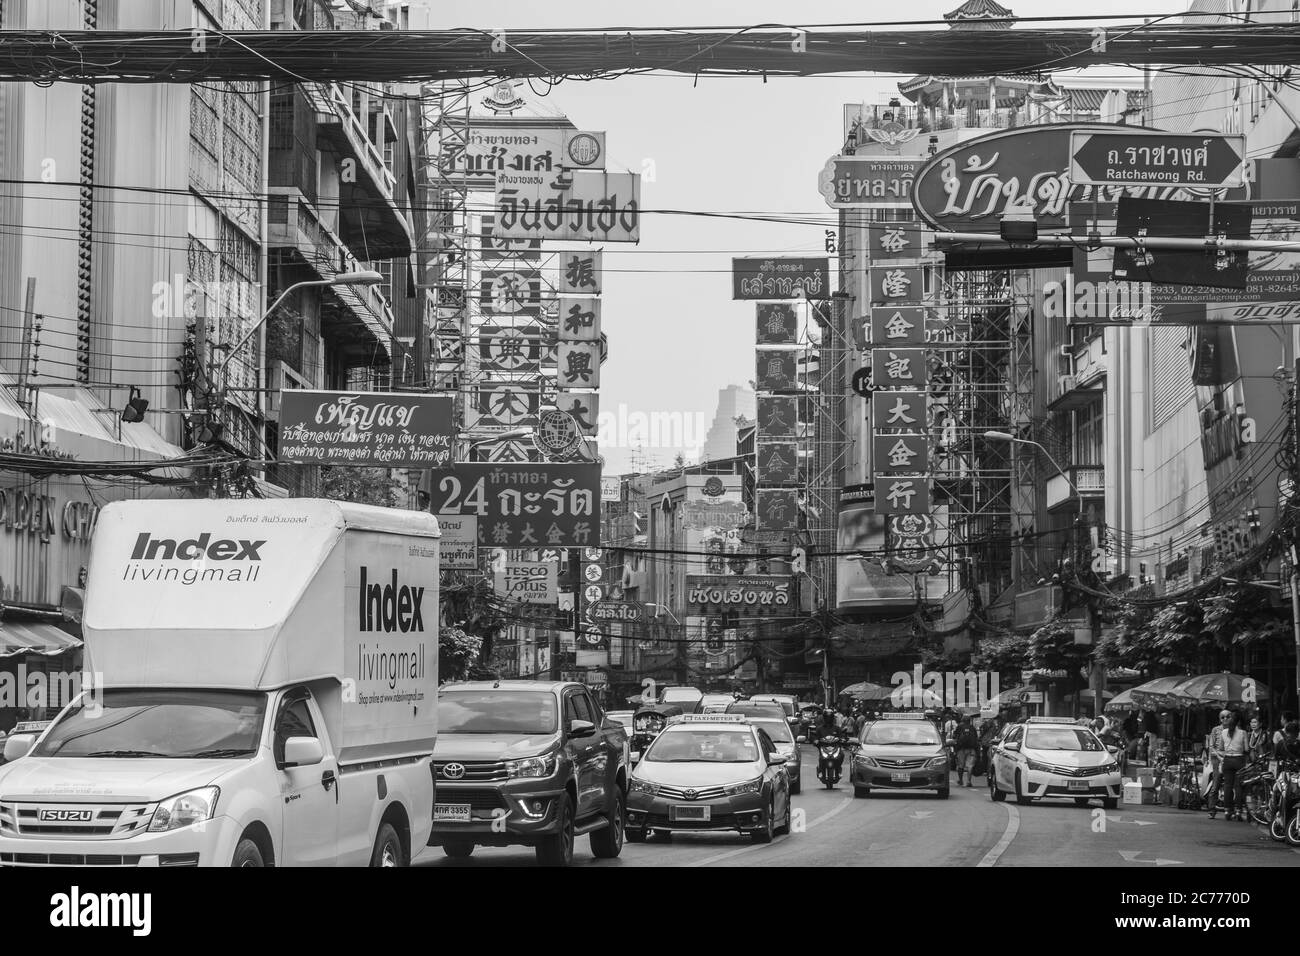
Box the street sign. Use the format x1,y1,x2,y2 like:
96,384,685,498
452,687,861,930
436,514,478,570
1069,131,1246,188
428,463,600,548
278,391,455,468
589,600,645,623
870,307,926,347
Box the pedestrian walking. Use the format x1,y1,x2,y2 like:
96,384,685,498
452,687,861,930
1204,709,1230,816
953,716,978,787
1246,716,1267,763
1214,711,1249,821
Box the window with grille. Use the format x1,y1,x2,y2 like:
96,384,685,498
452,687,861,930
1149,325,1194,431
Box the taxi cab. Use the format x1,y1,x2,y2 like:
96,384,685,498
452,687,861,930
987,717,1121,809
849,713,950,799
626,714,792,844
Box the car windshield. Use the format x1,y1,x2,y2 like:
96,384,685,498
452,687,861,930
727,703,784,719
438,691,558,734
861,721,942,746
606,712,633,727
753,698,796,717
646,728,759,763
32,689,266,759
661,688,702,703
1025,728,1105,752
751,719,795,745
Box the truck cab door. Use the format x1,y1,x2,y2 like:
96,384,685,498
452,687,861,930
273,688,340,866
564,691,601,819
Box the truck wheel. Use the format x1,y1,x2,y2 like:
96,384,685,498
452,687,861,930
442,842,474,859
536,794,575,866
590,792,625,859
370,822,405,867
231,838,264,868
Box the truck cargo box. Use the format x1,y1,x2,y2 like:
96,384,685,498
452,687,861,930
82,499,440,764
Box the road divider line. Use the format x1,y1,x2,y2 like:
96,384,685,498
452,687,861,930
688,794,854,868
976,803,1019,868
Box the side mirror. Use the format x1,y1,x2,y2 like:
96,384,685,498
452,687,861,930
569,719,596,739
1003,741,1022,753
630,751,641,765
796,736,807,744
3,734,36,762
767,753,788,765
283,736,324,767
1106,745,1119,754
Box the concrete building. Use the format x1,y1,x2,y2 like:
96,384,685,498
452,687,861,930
700,384,756,464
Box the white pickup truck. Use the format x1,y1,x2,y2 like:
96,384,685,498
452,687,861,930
0,498,439,867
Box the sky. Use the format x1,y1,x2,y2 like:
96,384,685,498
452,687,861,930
421,0,1190,474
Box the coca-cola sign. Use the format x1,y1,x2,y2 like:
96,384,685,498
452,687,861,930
910,123,1218,234
278,390,455,468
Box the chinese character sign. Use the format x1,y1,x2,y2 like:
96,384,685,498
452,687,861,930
869,265,925,304
873,434,929,476
467,385,541,430
429,463,601,548
558,298,602,342
756,489,799,531
871,390,927,432
875,478,930,516
756,396,798,438
871,348,928,388
755,303,799,345
757,442,799,484
559,251,603,294
557,341,601,388
478,323,542,372
755,351,799,392
479,215,542,260
868,221,930,261
555,391,599,436
870,307,926,347
480,269,542,315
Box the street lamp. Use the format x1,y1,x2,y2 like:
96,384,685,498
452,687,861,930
984,430,1084,524
215,270,385,391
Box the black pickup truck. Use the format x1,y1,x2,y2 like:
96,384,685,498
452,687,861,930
429,681,628,866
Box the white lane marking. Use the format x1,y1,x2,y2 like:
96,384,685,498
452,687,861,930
976,803,1019,868
1119,849,1183,866
687,794,854,868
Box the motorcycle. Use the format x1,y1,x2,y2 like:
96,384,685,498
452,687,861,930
1267,760,1300,846
1239,757,1276,826
815,731,857,789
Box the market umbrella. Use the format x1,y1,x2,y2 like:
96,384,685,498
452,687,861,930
1170,672,1271,707
1127,676,1194,710
839,681,892,701
979,686,1030,716
890,685,944,708
1104,689,1141,713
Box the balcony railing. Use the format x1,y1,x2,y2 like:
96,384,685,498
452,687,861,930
1046,465,1105,512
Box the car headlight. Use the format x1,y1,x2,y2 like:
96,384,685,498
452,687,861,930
148,786,219,832
1026,759,1055,773
924,756,948,769
504,753,558,778
855,755,878,768
629,778,660,796
1099,760,1119,773
724,776,764,796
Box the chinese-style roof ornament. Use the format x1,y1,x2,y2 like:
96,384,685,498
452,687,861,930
943,0,1017,29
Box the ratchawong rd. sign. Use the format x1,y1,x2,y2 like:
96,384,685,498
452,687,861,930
278,391,455,468
428,463,601,548
686,574,792,615
1069,130,1245,189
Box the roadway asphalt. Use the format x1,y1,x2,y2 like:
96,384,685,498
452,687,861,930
413,743,1300,868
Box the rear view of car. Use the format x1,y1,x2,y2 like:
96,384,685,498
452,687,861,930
850,714,950,799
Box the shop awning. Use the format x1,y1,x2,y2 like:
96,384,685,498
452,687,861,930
0,621,83,659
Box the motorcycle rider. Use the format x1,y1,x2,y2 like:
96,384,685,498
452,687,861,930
816,709,852,786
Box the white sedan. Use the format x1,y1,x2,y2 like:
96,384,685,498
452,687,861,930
988,718,1122,809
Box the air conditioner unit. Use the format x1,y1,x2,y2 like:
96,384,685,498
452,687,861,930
1057,374,1077,397
266,361,311,421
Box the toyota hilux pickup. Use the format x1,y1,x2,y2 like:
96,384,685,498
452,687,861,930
430,680,627,866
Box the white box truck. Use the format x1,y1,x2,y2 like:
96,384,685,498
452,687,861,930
0,498,439,867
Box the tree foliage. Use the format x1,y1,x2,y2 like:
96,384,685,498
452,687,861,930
321,465,400,509
438,626,482,684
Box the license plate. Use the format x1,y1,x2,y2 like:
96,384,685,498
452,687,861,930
434,804,471,822
1067,780,1089,791
670,804,711,821
891,771,911,782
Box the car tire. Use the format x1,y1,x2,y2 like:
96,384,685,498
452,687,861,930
536,794,576,867
626,827,647,843
1102,797,1118,810
231,837,264,868
590,792,625,859
1074,797,1090,807
751,800,775,844
370,822,405,867
853,785,869,799
442,841,474,859
937,787,950,799
790,775,801,795
775,797,792,836
989,773,1006,802
1014,770,1031,806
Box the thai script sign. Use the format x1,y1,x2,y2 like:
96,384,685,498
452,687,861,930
429,463,601,548
589,600,646,623
440,126,606,188
278,391,454,467
818,157,922,208
686,574,793,614
732,257,830,300
1069,130,1244,188
495,171,640,242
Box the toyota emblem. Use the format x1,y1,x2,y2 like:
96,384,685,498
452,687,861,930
684,788,698,800
442,763,466,780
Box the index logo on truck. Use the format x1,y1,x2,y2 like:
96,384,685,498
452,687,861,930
359,566,426,633
130,532,266,561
